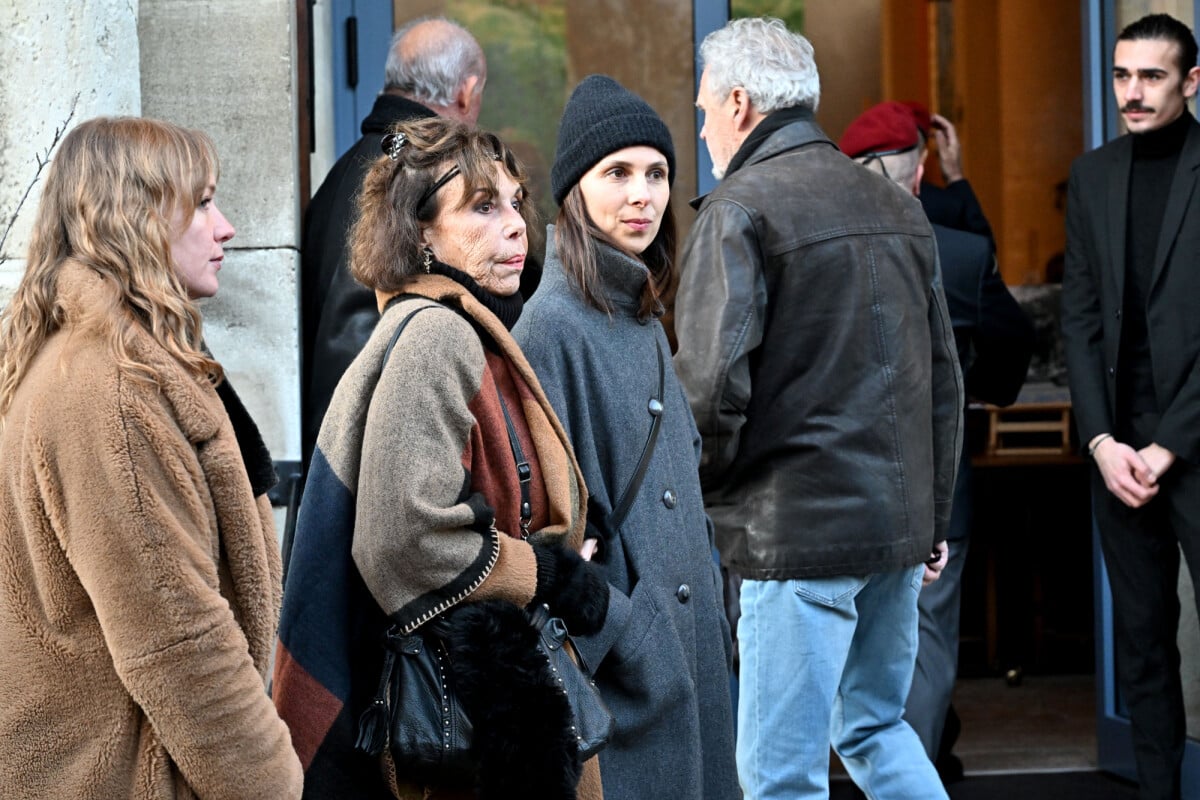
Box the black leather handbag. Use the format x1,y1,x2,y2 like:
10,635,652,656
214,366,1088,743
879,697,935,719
356,605,614,789
358,618,476,789
526,603,615,761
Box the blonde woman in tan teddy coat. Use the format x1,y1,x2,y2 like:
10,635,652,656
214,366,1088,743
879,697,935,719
0,117,302,799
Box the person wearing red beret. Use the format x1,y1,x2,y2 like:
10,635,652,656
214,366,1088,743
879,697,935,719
901,101,995,249
844,100,1037,788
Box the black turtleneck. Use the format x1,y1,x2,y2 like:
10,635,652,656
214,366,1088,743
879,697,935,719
431,261,524,331
1119,110,1192,419
383,262,524,351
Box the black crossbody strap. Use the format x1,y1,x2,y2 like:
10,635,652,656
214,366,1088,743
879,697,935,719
495,389,533,538
609,338,666,531
380,300,434,368
370,301,436,440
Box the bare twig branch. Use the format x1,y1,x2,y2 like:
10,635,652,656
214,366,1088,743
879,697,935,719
0,94,80,264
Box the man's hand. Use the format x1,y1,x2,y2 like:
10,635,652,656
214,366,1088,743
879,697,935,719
1093,436,1159,507
922,540,948,587
931,113,964,183
1136,442,1176,487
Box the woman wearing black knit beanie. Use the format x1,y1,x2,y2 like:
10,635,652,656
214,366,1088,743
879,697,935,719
513,75,740,800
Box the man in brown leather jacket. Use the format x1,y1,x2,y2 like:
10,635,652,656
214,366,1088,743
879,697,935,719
674,16,963,800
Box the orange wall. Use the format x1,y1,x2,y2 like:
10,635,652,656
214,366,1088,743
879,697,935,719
955,0,1004,267
994,0,1082,284
880,2,930,115
883,0,1081,285
809,0,884,140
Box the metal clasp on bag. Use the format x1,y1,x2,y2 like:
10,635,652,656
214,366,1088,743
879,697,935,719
517,459,532,538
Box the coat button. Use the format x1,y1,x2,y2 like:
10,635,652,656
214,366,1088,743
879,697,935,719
676,584,691,603
1108,366,1115,376
662,489,677,509
1115,309,1122,319
648,398,664,417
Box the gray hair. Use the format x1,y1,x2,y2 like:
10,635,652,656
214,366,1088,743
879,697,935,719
699,17,820,114
384,17,486,106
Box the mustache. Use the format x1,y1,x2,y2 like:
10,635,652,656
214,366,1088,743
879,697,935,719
1121,101,1155,113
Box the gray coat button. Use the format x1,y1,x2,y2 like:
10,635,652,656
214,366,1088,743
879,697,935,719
662,489,677,509
676,584,691,603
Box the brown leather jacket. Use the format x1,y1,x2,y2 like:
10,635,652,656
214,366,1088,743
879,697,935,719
674,116,964,580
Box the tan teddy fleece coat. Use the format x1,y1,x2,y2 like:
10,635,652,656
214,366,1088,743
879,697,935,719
0,261,303,799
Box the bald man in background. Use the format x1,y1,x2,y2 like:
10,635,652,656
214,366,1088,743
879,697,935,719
300,16,487,469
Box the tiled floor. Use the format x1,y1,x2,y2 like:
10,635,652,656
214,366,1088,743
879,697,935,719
953,673,1097,774
829,673,1098,778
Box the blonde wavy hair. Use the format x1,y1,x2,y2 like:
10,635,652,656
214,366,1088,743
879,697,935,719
0,116,222,415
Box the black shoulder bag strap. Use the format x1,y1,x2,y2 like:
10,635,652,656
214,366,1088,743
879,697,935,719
608,338,666,530
495,337,665,539
380,300,435,368
495,389,533,539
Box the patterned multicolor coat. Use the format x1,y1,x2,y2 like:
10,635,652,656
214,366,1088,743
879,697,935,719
274,275,602,799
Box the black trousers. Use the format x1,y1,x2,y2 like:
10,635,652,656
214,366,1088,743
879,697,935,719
1094,413,1200,800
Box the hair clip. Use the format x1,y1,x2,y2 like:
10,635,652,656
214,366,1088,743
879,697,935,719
381,132,407,160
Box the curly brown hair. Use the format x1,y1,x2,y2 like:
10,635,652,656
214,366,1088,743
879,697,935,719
350,117,540,293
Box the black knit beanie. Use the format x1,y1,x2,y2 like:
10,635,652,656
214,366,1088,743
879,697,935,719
550,74,676,205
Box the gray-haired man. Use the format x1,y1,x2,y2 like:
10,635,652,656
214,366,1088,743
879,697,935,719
674,16,962,800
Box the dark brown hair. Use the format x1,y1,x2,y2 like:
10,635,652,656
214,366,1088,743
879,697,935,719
350,116,539,293
554,185,678,321
1118,13,1198,76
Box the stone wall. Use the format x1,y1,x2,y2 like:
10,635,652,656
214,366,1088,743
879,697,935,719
0,1,142,276
0,0,302,478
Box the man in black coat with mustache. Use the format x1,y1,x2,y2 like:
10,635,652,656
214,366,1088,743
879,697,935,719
1062,13,1200,799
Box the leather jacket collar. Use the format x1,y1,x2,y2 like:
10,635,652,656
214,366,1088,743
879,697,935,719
690,114,837,209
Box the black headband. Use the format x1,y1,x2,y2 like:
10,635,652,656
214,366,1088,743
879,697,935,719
416,166,461,215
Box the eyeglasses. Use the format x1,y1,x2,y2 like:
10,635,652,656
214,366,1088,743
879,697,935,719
858,144,918,181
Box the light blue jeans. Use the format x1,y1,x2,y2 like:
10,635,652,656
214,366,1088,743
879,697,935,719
736,567,948,800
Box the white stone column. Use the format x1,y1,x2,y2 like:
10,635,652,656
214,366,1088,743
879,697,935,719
139,0,302,466
1,0,303,534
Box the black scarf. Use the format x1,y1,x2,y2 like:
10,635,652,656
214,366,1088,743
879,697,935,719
724,105,816,178
428,261,525,331
214,375,278,497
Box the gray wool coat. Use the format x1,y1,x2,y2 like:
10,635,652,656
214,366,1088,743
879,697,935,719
514,229,740,800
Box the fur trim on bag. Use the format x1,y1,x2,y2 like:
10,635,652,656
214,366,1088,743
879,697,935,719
440,600,581,799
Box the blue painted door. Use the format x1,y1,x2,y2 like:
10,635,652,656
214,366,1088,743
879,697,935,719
329,0,393,160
